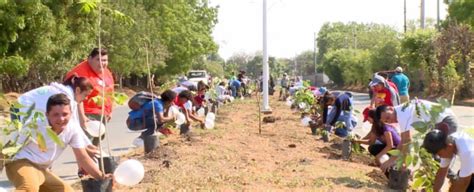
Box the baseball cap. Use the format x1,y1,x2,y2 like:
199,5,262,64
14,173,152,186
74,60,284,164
395,66,403,72
369,74,385,87
362,107,375,122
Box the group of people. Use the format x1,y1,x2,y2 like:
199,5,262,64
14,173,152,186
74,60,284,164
126,72,241,146
6,48,115,191
308,66,473,191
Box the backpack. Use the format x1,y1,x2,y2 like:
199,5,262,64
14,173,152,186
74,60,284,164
128,91,159,111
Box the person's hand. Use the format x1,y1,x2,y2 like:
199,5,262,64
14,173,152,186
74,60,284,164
80,116,91,131
85,145,99,158
324,124,333,130
103,173,114,180
380,158,396,172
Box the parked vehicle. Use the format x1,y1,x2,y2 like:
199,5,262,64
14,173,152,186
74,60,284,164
187,70,211,85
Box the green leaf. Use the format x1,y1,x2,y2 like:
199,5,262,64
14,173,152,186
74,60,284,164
11,102,24,109
411,121,429,133
113,92,129,105
23,103,36,123
405,154,413,166
46,127,64,148
412,177,426,189
1,145,22,157
388,149,401,156
437,98,450,108
36,132,47,152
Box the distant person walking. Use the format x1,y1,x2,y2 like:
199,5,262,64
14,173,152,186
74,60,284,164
391,67,410,103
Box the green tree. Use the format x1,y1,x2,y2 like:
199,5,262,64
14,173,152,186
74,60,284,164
400,29,438,94
446,0,474,27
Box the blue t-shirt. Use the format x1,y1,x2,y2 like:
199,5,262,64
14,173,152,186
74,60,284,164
391,73,410,96
128,99,164,120
231,79,241,88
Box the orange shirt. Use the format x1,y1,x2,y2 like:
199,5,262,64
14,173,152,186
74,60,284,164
65,60,114,116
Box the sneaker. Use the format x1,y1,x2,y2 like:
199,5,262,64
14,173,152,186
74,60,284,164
132,137,144,147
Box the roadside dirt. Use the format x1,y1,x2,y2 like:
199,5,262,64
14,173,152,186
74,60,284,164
99,94,390,191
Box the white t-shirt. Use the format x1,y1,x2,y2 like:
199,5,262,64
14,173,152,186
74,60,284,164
394,100,455,133
14,122,88,169
439,132,474,177
17,83,91,145
184,100,193,111
216,85,226,96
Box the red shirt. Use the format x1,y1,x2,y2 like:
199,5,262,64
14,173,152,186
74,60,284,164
374,88,393,107
387,80,399,93
65,60,114,116
193,94,205,107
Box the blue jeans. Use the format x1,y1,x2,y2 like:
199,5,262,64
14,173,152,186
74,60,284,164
328,110,357,137
230,86,239,97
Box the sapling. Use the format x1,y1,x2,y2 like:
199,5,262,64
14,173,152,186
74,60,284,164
388,98,451,191
0,100,64,172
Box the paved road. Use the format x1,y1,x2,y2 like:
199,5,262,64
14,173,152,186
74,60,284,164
0,92,472,190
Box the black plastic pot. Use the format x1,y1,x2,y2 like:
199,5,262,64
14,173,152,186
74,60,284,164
388,168,410,190
97,156,119,174
322,134,329,142
144,134,159,154
81,177,113,192
180,124,190,135
309,121,318,135
211,103,218,114
341,139,352,160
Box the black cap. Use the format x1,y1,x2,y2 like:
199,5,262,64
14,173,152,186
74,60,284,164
422,129,448,154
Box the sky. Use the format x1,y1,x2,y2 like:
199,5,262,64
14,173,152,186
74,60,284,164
210,0,448,60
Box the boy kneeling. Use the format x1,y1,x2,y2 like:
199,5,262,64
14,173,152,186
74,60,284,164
5,93,111,191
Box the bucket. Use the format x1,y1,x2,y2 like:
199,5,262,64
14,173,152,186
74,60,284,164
97,156,119,174
81,178,113,192
144,134,159,154
342,139,352,160
388,168,410,190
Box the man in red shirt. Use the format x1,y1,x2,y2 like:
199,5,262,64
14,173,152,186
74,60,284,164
369,74,400,107
65,48,114,146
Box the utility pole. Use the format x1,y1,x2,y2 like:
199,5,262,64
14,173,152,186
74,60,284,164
420,0,425,29
262,0,271,112
352,28,357,49
404,0,407,33
314,32,317,74
295,55,298,77
437,0,440,30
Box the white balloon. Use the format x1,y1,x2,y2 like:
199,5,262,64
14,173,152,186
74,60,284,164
175,112,186,125
205,120,215,129
229,96,235,102
197,108,205,117
85,121,106,137
301,116,311,127
114,159,145,186
285,99,293,107
206,112,216,121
